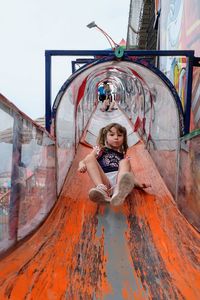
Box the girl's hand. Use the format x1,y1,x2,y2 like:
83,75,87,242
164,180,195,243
140,183,151,189
78,162,87,173
135,182,151,189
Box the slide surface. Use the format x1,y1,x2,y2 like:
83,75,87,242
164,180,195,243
0,142,200,299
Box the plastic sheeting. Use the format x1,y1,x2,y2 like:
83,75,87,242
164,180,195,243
0,95,56,253
54,58,183,200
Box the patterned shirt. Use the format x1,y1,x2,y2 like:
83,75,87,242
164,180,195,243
95,147,124,173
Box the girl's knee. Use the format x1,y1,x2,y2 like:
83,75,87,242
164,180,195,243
119,158,131,169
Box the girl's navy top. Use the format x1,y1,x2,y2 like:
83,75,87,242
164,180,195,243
97,147,124,173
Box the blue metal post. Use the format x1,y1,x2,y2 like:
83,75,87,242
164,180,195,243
45,52,52,132
184,54,194,134
71,61,76,73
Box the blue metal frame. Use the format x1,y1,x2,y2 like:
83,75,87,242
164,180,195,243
184,55,194,133
71,59,95,73
45,49,197,134
45,53,52,132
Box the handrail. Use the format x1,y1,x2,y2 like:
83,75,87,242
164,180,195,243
180,128,200,142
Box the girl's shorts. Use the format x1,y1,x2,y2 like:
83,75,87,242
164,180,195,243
105,171,118,191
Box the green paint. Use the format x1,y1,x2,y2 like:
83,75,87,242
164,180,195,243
114,46,124,58
181,128,200,142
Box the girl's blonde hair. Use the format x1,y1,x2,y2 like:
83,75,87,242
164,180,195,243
96,123,128,153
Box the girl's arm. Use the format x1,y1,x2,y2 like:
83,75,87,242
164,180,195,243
78,160,87,173
78,148,98,173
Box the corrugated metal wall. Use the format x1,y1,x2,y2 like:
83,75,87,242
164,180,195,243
127,0,157,50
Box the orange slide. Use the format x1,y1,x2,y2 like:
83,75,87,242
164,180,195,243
0,142,200,299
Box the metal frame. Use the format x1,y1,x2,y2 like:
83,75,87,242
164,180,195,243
71,58,96,73
45,49,197,134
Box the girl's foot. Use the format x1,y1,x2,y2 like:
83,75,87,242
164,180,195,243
111,172,134,206
89,184,111,203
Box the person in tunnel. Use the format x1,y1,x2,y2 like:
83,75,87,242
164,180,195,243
98,82,116,112
100,94,116,112
98,81,107,102
104,82,112,99
78,123,150,205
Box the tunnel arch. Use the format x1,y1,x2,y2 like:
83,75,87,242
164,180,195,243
53,56,184,135
52,55,184,194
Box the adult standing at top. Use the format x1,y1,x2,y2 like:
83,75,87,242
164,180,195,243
104,82,112,101
98,82,107,102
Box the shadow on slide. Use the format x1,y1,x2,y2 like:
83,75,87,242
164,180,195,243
0,143,200,299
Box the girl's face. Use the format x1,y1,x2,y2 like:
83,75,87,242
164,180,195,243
106,127,124,150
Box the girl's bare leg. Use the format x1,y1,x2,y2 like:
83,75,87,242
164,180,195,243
84,154,110,188
116,159,150,188
111,159,134,206
116,159,132,184
84,155,111,203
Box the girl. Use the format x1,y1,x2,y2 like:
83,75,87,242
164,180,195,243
78,123,149,205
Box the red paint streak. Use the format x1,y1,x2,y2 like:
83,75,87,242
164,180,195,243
76,76,88,107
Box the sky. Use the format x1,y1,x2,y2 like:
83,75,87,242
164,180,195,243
0,0,130,119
